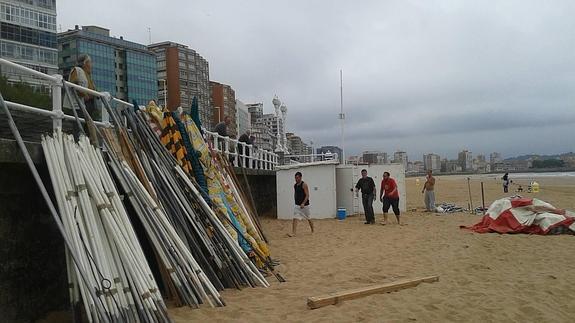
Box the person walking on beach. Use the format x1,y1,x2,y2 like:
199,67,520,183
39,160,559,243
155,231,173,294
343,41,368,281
380,172,401,225
355,169,376,224
502,173,510,193
422,170,436,212
289,172,314,237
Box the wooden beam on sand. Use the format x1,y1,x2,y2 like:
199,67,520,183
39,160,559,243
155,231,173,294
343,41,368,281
307,276,439,309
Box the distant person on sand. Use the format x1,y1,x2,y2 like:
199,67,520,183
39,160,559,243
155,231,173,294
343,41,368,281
380,172,401,225
502,173,510,193
422,170,436,212
288,172,314,237
355,169,376,224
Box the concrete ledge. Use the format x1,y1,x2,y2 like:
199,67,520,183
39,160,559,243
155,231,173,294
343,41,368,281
0,138,44,164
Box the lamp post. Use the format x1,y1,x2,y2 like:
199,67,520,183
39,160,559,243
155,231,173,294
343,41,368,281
310,140,314,162
272,95,282,152
281,104,287,153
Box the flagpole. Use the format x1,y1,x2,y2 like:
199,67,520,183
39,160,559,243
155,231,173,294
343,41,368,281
339,69,345,165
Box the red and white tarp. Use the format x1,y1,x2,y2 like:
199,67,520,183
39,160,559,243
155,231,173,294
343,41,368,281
464,197,575,235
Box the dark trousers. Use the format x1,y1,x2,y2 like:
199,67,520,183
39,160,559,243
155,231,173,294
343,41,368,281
382,197,400,216
362,193,375,223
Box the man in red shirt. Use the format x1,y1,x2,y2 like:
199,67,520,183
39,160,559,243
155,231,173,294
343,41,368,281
379,171,401,225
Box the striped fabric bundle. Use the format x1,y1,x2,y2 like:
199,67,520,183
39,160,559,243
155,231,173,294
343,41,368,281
464,197,575,235
160,112,192,174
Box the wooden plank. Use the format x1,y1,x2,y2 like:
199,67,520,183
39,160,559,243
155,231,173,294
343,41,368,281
307,275,439,309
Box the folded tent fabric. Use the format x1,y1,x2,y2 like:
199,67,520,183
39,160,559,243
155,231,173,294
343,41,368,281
160,111,193,175
175,112,211,204
183,118,271,260
190,96,203,136
144,100,163,137
463,197,575,234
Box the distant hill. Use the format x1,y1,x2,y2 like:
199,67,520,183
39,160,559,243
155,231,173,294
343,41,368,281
505,152,575,161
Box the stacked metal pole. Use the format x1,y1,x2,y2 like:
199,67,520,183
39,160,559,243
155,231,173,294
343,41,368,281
114,104,270,289
42,131,170,322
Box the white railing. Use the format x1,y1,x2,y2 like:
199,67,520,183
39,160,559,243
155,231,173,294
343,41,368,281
204,129,278,170
281,152,339,165
281,153,339,165
0,58,278,171
0,58,123,129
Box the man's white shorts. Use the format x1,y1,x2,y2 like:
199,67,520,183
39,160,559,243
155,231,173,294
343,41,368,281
293,205,311,220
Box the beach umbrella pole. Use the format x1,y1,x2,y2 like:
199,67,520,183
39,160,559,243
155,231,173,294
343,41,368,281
467,177,473,213
481,182,486,215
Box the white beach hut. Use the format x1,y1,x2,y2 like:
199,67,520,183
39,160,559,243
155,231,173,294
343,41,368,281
276,161,338,219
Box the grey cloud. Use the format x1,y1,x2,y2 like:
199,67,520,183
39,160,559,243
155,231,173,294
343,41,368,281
58,0,575,159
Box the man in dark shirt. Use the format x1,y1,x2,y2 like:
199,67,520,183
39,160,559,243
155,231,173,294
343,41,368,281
288,171,314,237
214,116,231,137
355,169,377,224
237,130,251,166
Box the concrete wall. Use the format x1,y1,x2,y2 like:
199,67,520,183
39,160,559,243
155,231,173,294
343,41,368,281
0,163,68,322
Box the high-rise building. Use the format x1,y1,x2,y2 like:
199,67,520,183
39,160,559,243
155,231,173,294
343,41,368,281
442,159,462,173
476,154,486,163
260,113,285,151
423,153,441,172
362,151,379,164
58,25,157,105
361,151,387,165
393,151,408,170
245,102,275,152
489,152,502,166
413,161,425,173
235,99,250,136
209,81,236,136
246,102,263,125
317,146,343,161
147,41,210,125
286,132,304,154
251,121,275,152
0,0,58,86
458,150,473,171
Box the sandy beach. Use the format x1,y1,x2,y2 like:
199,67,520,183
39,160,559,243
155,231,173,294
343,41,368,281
168,173,575,322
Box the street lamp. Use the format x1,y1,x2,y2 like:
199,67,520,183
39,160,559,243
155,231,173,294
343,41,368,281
272,95,282,152
310,140,314,162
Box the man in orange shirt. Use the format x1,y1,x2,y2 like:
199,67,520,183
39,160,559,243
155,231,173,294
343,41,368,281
379,171,401,225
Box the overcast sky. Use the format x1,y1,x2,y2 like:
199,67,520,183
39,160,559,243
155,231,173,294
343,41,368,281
58,0,575,160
